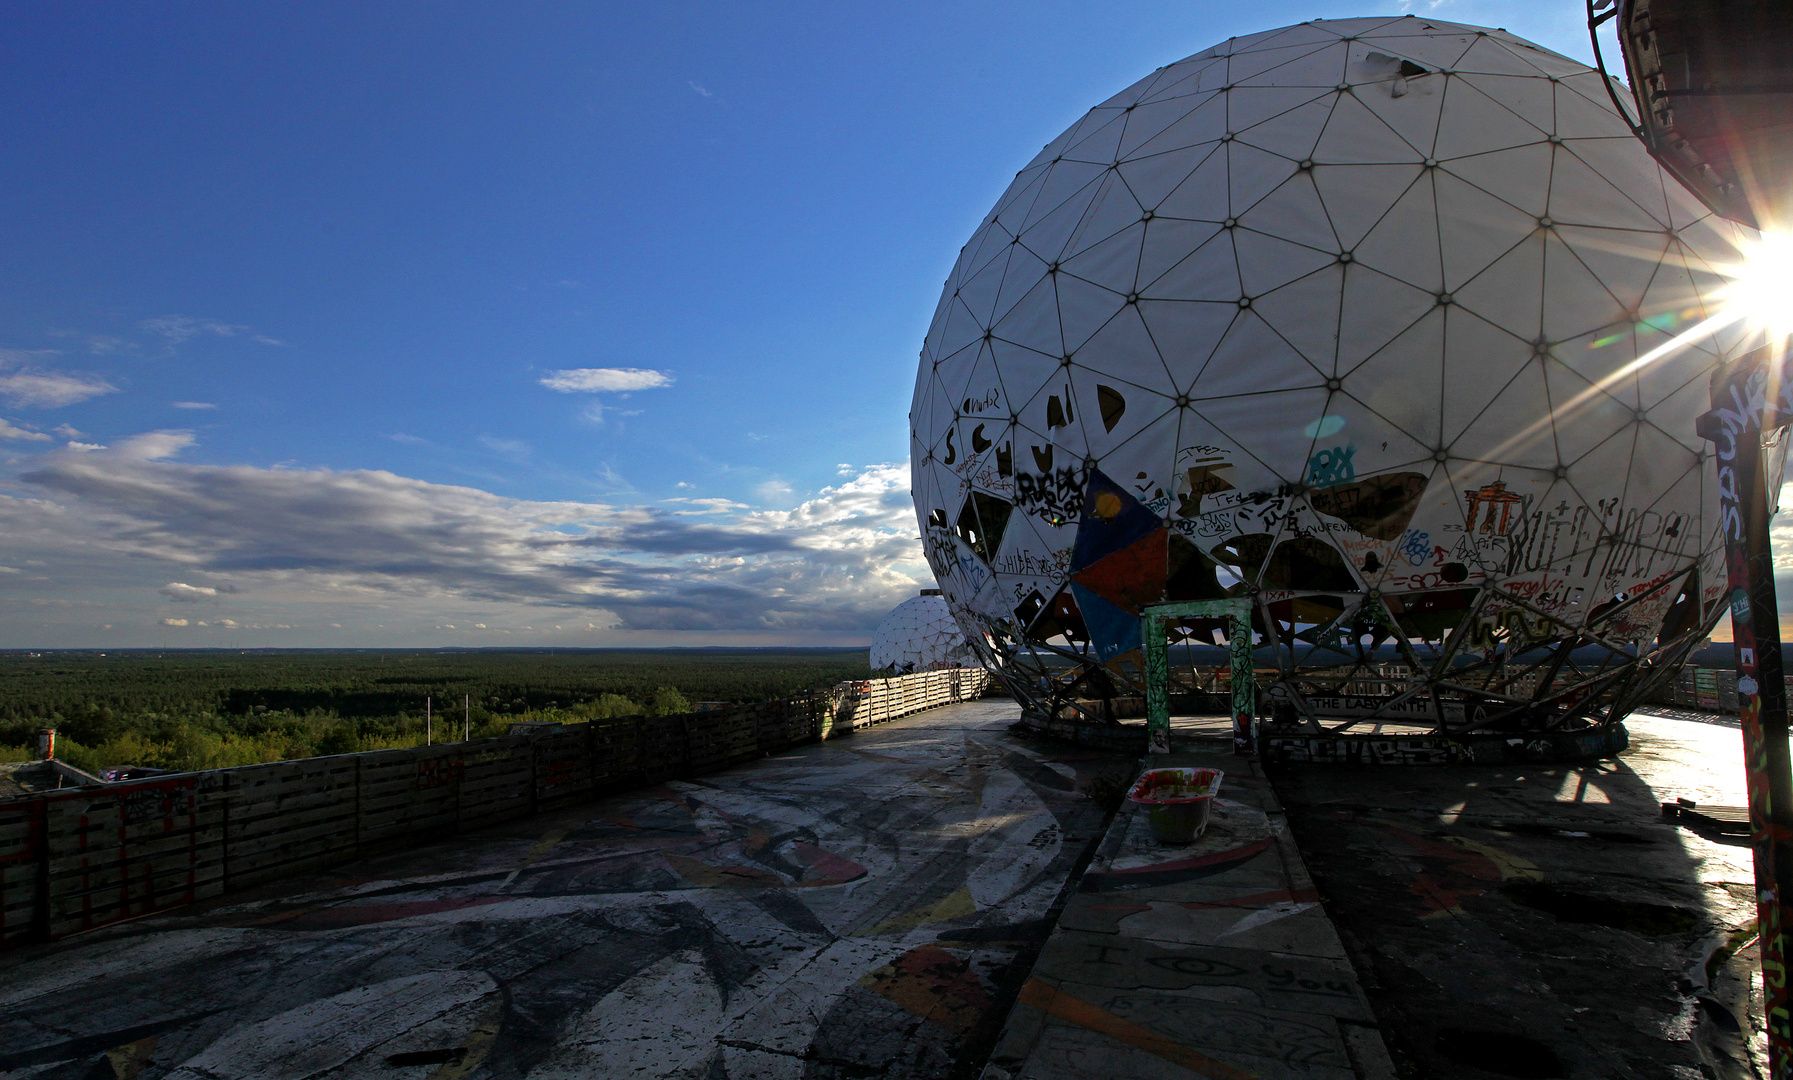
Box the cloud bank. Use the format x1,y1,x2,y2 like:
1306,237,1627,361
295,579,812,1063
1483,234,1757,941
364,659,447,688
5,435,925,637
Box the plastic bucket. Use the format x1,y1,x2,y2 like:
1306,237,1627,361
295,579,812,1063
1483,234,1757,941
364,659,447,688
1128,767,1224,845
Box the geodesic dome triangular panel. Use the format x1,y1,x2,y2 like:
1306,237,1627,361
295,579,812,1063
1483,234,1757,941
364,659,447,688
912,16,1756,733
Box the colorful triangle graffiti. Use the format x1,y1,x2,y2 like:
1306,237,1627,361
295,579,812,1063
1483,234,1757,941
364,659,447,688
1070,468,1162,572
1069,583,1143,662
1067,468,1170,660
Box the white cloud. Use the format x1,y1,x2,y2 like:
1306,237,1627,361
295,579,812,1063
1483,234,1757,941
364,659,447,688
66,441,105,451
479,436,530,461
594,463,634,493
689,81,714,98
52,424,81,438
160,618,189,627
0,420,51,442
665,497,749,515
160,581,234,602
0,370,117,408
172,401,217,410
139,316,242,342
755,479,794,505
115,430,194,460
47,330,131,356
539,368,673,393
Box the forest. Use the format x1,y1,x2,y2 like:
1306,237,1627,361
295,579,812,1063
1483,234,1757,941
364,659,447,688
0,648,870,775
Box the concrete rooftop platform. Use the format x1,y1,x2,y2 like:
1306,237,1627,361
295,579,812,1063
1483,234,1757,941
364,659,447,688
1276,710,1763,1079
0,701,1133,1080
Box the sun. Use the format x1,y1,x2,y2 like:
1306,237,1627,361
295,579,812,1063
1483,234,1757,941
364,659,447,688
1718,231,1793,344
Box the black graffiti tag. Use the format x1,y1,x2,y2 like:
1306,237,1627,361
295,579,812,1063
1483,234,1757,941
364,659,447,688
1013,465,1090,524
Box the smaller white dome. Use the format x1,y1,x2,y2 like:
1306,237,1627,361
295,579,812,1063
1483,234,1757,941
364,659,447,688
871,593,979,673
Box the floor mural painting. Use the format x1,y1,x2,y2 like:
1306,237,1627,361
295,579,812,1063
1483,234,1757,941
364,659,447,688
0,702,1129,1080
984,750,1394,1080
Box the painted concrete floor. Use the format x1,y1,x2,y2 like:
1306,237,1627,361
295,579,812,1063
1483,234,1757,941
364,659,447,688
0,701,1132,1080
1276,711,1763,1080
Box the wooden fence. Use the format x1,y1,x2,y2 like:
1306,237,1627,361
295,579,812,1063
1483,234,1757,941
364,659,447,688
0,667,990,949
1650,666,1741,713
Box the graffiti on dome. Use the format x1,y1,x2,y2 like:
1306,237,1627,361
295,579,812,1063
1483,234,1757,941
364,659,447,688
1464,481,1524,535
1305,445,1356,486
962,387,1001,415
1307,473,1429,541
1395,529,1432,566
949,420,1015,497
1442,493,1701,589
993,548,1072,579
1013,456,1091,525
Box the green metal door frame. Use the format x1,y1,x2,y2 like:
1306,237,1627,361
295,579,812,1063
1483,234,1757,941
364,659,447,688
1141,598,1256,756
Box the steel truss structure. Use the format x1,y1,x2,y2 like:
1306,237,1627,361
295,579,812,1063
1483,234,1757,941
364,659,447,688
969,568,1724,741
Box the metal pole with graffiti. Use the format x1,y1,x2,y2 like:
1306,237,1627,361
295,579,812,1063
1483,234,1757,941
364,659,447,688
1585,0,1793,1060
1698,348,1793,1073
1141,598,1257,756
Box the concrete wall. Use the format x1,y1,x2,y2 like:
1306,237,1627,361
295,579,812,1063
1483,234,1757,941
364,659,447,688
0,667,991,949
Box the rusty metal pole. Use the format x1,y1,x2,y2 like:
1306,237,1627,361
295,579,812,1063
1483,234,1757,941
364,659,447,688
1702,362,1793,1072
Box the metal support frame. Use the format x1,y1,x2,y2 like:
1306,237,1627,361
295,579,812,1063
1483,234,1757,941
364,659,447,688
1700,352,1793,1072
1142,598,1256,756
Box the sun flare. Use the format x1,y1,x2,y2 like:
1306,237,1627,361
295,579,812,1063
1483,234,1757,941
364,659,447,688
1719,231,1793,343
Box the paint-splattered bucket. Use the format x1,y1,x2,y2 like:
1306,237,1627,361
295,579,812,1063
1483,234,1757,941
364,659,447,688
1128,767,1223,845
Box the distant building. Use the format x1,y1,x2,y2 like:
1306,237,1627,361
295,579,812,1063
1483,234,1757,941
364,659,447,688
0,759,107,800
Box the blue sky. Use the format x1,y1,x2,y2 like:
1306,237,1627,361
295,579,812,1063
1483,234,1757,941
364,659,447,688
0,1,1625,646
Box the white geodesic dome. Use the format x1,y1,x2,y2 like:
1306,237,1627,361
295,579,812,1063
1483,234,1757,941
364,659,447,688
911,16,1757,732
871,593,978,674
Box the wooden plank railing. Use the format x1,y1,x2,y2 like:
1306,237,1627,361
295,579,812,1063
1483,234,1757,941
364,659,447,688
1648,667,1742,713
0,667,991,948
